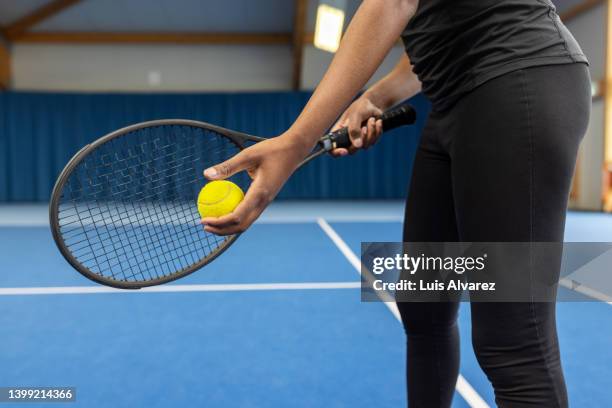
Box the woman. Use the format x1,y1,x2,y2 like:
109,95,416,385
202,0,590,406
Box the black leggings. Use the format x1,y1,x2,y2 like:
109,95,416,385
398,63,591,407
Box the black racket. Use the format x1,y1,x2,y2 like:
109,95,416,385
49,103,416,289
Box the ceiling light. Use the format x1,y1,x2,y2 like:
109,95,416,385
314,1,346,53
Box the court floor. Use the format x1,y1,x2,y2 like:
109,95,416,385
0,202,610,407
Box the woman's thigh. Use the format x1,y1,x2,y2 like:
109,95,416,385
400,119,461,329
449,63,591,243
448,63,590,407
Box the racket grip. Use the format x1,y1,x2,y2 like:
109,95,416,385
325,102,417,150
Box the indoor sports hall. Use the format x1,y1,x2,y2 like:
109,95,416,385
0,1,611,407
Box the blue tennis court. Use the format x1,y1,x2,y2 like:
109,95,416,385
1,203,610,407
1,1,611,407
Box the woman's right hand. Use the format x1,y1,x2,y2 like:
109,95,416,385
330,95,385,157
201,132,312,235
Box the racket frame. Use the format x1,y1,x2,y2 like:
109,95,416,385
49,119,265,289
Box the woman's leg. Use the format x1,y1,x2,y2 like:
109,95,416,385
399,117,461,407
448,63,591,407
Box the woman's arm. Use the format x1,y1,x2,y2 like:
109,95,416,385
363,53,421,110
202,0,419,235
331,53,421,156
286,0,419,151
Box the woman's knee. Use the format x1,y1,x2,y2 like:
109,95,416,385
397,301,459,336
470,302,568,407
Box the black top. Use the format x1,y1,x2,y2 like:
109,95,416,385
401,0,588,112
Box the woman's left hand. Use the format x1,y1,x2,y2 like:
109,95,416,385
201,133,311,236
330,95,384,157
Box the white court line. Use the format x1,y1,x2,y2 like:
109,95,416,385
0,281,361,296
0,201,406,227
316,217,490,408
260,215,404,223
559,278,612,305
456,376,489,408
316,217,400,318
0,216,404,227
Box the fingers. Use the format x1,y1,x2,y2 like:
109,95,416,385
331,117,383,157
201,178,271,235
201,201,256,236
347,112,364,148
330,148,349,157
346,106,383,150
363,118,384,149
203,149,253,180
329,98,385,158
337,117,383,155
362,119,373,148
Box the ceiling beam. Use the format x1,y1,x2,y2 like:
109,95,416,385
5,0,82,40
560,0,603,22
12,31,293,45
292,0,308,90
303,32,403,46
0,41,10,89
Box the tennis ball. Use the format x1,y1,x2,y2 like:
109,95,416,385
197,180,244,218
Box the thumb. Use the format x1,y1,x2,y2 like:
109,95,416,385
204,150,252,180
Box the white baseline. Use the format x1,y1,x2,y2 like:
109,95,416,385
0,281,361,296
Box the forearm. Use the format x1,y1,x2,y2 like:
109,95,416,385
288,0,418,150
363,53,421,110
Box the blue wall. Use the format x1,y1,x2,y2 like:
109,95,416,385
0,91,429,202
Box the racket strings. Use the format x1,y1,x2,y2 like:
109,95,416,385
57,124,248,284
63,131,225,275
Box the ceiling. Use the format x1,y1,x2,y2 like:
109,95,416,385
0,0,596,34
0,0,295,32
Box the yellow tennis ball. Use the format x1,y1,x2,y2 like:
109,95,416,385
197,180,244,218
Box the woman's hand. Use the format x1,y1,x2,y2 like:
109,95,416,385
331,95,384,157
200,0,421,236
201,134,311,236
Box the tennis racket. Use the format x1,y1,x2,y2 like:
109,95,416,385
50,103,416,289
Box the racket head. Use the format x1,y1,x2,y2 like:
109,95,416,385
49,119,255,289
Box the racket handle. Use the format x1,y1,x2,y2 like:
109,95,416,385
323,102,417,151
